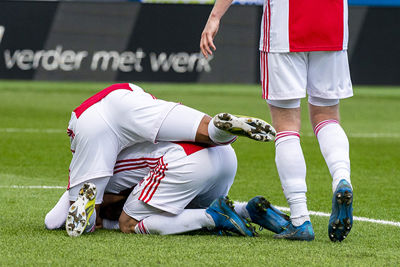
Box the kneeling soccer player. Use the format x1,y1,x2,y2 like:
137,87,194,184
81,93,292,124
45,141,290,237
64,83,276,235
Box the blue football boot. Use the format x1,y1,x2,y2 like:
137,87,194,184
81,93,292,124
206,196,256,237
329,179,353,242
246,196,290,234
274,221,315,241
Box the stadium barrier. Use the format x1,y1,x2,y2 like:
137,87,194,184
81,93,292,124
0,1,399,85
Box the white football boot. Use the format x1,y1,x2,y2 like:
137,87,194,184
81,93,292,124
66,183,97,237
213,113,276,142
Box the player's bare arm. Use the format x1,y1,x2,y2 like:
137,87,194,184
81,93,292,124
200,0,233,58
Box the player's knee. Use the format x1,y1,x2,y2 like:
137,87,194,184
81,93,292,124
267,99,301,109
308,96,339,107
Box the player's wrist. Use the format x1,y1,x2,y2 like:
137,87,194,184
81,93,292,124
209,12,222,22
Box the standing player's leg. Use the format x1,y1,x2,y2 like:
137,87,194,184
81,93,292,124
307,50,353,242
268,103,314,241
260,51,314,241
309,101,353,242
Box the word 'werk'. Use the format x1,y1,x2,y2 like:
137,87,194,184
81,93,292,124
3,46,213,73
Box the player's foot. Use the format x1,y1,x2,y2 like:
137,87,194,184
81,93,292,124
66,183,97,237
213,113,276,142
329,179,353,242
246,196,290,234
206,196,256,237
274,221,315,241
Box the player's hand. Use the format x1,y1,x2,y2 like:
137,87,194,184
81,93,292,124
200,17,220,58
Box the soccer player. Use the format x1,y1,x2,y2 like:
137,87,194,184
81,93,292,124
62,83,276,236
200,0,354,242
45,141,290,236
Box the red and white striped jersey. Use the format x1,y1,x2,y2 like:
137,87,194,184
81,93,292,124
113,141,209,180
259,0,349,53
107,141,209,193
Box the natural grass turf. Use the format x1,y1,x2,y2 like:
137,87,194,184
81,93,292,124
0,80,399,266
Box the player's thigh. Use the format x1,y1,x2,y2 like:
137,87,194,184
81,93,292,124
307,50,353,99
68,109,119,194
186,145,237,209
109,89,179,144
156,104,206,142
260,51,308,100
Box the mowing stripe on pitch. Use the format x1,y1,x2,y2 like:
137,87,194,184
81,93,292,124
1,128,400,138
0,184,399,228
0,185,65,189
0,128,65,133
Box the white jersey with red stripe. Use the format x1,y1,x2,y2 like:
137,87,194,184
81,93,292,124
106,141,209,194
259,0,349,52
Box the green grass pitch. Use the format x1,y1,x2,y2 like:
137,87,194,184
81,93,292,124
0,80,399,266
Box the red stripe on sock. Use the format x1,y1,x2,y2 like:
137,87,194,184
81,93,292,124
275,131,300,142
314,120,339,136
137,221,148,234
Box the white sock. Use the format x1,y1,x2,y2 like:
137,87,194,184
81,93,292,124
234,201,250,220
45,190,70,230
314,120,352,192
134,209,214,235
103,219,120,230
208,117,237,145
275,132,310,226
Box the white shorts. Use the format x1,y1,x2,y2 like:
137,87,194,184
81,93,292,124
122,145,237,221
67,85,178,190
260,50,353,100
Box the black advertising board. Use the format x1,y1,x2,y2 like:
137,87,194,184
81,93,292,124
0,1,59,80
0,2,399,85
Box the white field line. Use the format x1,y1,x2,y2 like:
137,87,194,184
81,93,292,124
276,206,400,228
302,132,400,138
0,184,399,228
1,128,399,138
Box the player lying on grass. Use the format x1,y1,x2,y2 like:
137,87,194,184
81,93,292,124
45,141,291,237
56,82,276,236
